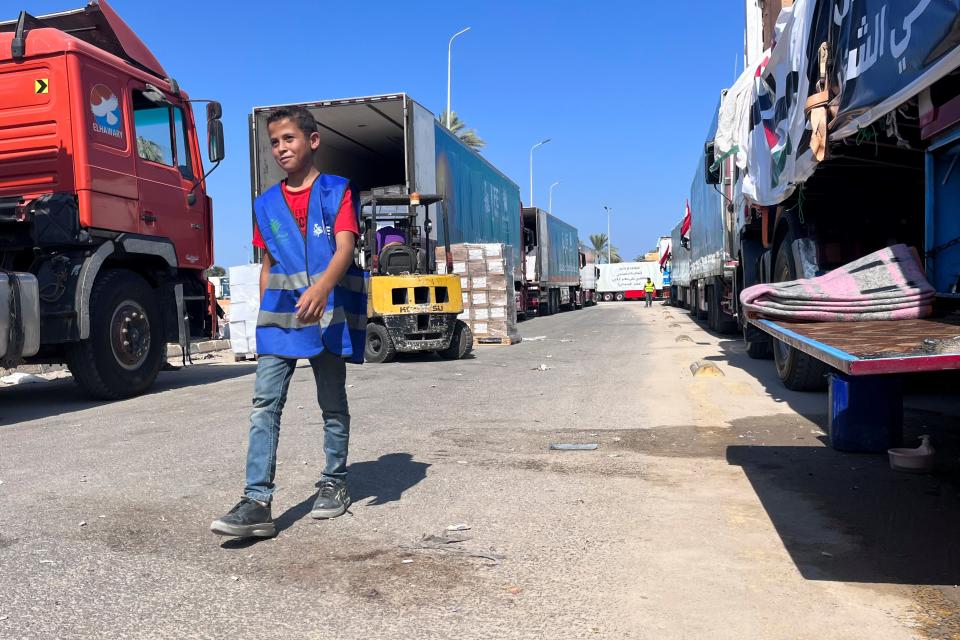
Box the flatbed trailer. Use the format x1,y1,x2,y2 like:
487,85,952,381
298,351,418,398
750,314,960,453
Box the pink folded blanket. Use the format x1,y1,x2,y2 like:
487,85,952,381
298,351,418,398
740,244,935,322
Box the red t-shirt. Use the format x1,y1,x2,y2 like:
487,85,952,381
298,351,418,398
252,180,359,250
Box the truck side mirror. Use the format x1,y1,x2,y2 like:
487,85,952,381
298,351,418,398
206,101,223,121
704,141,720,185
208,119,225,163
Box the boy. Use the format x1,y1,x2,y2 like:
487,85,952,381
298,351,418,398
211,106,365,538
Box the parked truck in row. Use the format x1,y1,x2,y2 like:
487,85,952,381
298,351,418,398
0,1,224,398
249,94,528,316
667,109,738,333
673,0,960,450
521,207,582,315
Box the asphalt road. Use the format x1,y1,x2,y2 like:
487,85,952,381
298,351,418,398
3,303,960,639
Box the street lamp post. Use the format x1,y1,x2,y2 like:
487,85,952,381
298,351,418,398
603,206,613,264
529,138,551,207
548,181,560,214
446,27,471,129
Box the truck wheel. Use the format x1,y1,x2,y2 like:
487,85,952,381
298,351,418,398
772,234,828,390
67,270,166,400
745,328,773,359
438,320,473,360
364,323,396,363
602,292,613,302
614,292,625,301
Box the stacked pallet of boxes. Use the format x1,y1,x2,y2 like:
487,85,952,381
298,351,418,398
437,243,521,345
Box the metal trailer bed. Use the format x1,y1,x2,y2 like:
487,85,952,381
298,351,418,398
750,315,960,452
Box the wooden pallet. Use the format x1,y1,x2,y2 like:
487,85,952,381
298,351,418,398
473,335,522,346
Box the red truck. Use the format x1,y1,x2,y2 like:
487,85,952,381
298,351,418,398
0,1,224,398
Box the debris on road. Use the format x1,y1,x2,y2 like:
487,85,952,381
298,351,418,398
690,361,724,377
549,443,599,451
446,523,471,532
507,586,523,595
526,336,547,341
532,364,551,371
402,559,414,564
559,338,575,343
78,521,86,527
402,532,505,564
0,373,48,386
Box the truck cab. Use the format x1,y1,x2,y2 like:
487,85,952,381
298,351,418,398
0,1,224,398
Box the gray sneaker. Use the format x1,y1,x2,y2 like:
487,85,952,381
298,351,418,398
310,478,351,519
210,497,276,538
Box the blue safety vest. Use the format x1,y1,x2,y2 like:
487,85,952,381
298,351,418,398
253,174,367,362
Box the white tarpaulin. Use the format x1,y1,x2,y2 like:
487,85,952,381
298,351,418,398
717,0,960,206
714,0,819,206
228,264,262,355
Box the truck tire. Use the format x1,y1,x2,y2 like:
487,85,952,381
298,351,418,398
438,320,473,360
745,327,773,359
66,270,166,400
602,292,613,302
709,280,737,334
364,322,396,363
772,234,829,390
614,292,625,301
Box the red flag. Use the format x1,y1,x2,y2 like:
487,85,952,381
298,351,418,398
659,242,670,268
680,200,692,238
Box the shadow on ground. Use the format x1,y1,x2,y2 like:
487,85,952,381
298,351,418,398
727,406,960,586
0,362,256,427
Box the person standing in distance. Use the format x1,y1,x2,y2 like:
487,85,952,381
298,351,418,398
644,277,655,307
211,106,366,538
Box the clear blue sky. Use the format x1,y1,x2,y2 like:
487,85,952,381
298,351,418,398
29,0,744,266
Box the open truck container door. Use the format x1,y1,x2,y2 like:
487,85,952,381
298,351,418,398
250,94,522,281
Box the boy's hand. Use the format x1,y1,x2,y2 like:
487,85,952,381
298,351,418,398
295,282,331,323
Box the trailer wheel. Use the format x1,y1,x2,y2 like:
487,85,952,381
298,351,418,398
614,292,625,301
438,320,473,360
602,292,613,302
772,234,828,390
66,270,166,400
364,322,396,363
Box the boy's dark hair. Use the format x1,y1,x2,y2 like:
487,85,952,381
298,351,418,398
266,106,318,137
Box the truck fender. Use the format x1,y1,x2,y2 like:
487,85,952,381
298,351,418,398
119,235,177,267
75,241,115,340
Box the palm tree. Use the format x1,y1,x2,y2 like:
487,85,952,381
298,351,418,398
589,233,622,263
437,109,486,151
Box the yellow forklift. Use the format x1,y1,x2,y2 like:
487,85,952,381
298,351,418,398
360,190,472,363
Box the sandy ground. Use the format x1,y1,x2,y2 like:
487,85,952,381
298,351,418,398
1,302,959,639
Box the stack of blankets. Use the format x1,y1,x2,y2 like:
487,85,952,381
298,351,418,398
740,244,935,322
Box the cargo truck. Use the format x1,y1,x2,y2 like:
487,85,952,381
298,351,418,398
669,109,738,333
249,94,524,296
521,207,582,315
596,262,663,302
700,0,960,450
579,243,598,306
0,1,224,399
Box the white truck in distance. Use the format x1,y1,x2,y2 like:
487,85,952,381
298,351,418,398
596,262,663,302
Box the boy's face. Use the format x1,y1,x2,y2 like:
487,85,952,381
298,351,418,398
267,118,320,175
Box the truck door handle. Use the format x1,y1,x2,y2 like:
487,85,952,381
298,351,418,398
141,213,157,223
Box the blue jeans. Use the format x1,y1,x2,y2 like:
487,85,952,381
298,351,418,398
243,352,350,504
